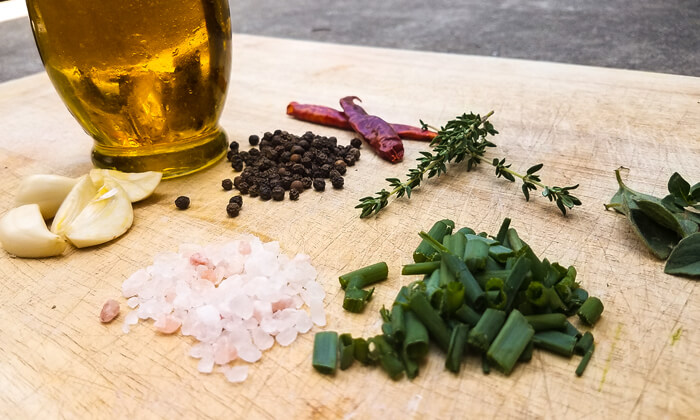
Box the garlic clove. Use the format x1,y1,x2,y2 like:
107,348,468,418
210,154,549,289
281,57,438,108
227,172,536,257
14,174,78,219
64,178,134,248
89,169,162,203
51,175,98,237
0,204,67,258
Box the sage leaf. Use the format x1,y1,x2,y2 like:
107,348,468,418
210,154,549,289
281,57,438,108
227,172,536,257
667,172,691,204
627,207,680,259
664,232,700,277
635,198,685,236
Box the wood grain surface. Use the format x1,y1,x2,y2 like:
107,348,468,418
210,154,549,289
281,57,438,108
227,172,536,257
0,34,699,419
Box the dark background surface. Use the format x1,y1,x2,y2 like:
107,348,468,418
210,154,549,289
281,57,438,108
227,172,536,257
1,0,699,83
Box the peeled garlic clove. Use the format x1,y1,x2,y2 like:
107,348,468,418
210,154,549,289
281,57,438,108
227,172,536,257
51,175,98,236
89,169,162,203
14,174,78,219
0,204,67,258
64,178,134,248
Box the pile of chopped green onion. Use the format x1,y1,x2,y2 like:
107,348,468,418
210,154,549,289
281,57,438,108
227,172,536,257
312,218,603,379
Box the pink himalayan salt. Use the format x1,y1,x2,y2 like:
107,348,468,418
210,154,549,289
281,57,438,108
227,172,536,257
154,315,182,334
120,235,325,383
100,299,120,323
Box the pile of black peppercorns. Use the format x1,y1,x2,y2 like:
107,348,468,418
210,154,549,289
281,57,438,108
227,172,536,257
225,130,361,205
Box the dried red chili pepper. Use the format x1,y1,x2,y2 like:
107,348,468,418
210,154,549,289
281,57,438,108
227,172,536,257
339,96,404,163
286,102,437,141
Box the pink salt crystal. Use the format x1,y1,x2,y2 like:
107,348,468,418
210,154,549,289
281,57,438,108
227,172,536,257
237,343,262,363
154,315,182,334
100,299,120,323
238,241,251,255
294,311,313,334
189,253,211,267
197,357,214,373
251,327,274,350
271,297,294,312
253,301,272,321
276,327,298,347
200,269,217,284
309,298,326,326
122,268,149,298
224,365,248,383
213,340,238,365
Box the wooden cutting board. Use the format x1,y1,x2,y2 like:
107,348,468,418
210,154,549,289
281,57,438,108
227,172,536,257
0,34,698,419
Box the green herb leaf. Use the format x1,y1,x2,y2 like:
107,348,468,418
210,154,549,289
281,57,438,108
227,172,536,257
668,172,692,205
664,232,700,277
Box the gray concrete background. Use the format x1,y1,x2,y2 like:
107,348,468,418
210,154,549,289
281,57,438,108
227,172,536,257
1,0,699,84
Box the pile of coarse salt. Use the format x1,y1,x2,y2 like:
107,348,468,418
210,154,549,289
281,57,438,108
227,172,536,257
120,235,326,383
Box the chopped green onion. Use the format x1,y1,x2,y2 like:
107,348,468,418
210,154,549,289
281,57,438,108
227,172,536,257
575,344,595,377
445,323,470,373
577,297,604,326
439,257,456,287
342,285,374,313
487,309,534,375
445,281,465,313
525,281,549,307
464,235,491,271
489,245,515,263
402,261,441,276
495,217,511,244
468,308,506,352
447,232,467,257
353,337,371,365
368,335,404,380
504,256,531,311
393,286,411,307
403,310,430,360
339,262,388,289
442,252,486,310
574,331,594,356
485,277,507,309
525,313,568,332
312,331,338,374
339,333,355,370
454,304,481,327
533,331,577,357
402,348,419,379
414,220,454,262
425,269,445,310
457,227,476,237
408,292,451,352
391,304,406,343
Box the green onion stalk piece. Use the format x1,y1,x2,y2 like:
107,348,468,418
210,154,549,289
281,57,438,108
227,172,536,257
467,308,507,353
312,331,338,374
575,344,595,377
414,219,454,262
403,310,430,360
533,331,577,357
519,340,534,362
339,333,355,370
342,285,374,313
441,252,486,311
564,321,582,339
464,235,491,271
486,309,535,375
495,218,511,244
574,331,594,356
447,232,467,258
391,304,406,343
445,323,470,373
353,337,371,365
525,313,568,332
445,281,465,314
408,292,451,352
454,304,481,327
485,277,507,310
577,297,604,326
489,245,515,263
368,335,404,380
339,262,389,289
402,261,441,276
503,256,531,311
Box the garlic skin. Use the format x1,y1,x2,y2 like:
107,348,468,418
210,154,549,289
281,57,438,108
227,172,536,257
51,175,98,237
14,174,78,219
63,178,134,248
89,169,162,203
0,204,67,258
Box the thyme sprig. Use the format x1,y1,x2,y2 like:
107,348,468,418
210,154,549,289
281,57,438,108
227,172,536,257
356,111,582,218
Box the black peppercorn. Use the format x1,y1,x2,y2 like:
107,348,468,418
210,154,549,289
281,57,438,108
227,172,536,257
289,189,300,200
229,195,243,207
249,134,260,146
238,182,249,194
350,138,362,148
329,169,341,180
331,176,344,189
230,141,239,152
313,178,326,191
175,196,190,210
249,148,260,157
334,160,347,175
344,155,356,166
221,179,233,191
248,184,259,198
226,203,241,217
301,177,312,189
271,186,285,201
259,186,272,201
232,161,244,172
